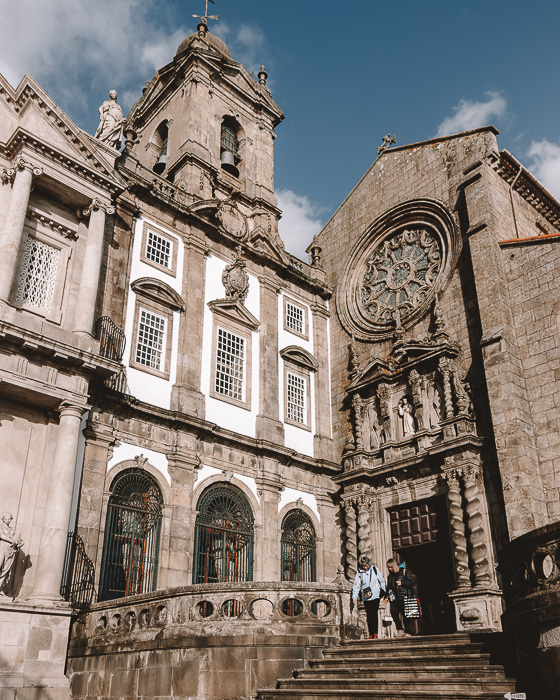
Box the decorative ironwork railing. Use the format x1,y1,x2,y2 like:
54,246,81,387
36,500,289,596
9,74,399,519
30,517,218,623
95,316,126,362
61,531,96,609
104,364,130,394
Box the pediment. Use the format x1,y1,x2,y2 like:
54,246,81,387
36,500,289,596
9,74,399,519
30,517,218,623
250,226,288,264
279,346,318,372
208,298,260,330
0,75,126,190
131,277,185,311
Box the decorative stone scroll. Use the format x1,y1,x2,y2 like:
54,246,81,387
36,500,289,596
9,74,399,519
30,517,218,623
336,199,461,340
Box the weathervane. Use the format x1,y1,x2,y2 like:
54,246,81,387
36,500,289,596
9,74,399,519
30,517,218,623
192,0,219,24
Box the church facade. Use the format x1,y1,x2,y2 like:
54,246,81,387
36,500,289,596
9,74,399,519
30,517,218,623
0,19,559,700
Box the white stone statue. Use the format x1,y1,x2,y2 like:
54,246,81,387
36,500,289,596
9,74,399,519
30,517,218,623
0,513,23,595
95,89,124,149
398,397,416,437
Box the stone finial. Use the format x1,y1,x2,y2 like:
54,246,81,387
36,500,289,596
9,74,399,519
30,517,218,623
0,513,24,596
95,89,124,149
308,235,322,267
258,65,268,86
377,134,397,155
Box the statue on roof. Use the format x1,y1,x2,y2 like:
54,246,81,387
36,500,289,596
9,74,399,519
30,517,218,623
95,89,124,149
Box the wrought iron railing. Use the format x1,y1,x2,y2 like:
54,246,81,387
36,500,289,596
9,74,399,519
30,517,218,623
61,531,96,609
95,316,126,362
104,364,130,394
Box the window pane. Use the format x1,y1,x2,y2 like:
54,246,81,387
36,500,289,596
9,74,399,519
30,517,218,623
287,372,306,423
145,230,171,268
135,310,165,370
215,328,244,401
286,302,304,334
16,238,59,312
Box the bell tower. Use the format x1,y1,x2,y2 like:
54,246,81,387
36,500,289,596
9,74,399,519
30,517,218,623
123,14,284,215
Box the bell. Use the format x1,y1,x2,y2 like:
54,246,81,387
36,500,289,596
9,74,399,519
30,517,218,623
153,152,167,175
220,150,239,177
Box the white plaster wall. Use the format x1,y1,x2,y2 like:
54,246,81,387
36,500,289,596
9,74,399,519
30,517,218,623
277,291,315,456
278,487,320,521
201,254,260,437
107,441,171,485
123,217,184,409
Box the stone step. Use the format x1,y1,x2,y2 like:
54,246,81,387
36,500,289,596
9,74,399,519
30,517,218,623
338,633,473,648
323,645,490,659
294,665,508,680
256,690,515,700
275,677,515,693
310,653,493,668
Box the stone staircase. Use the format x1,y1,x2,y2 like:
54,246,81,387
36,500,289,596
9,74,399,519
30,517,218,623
255,633,517,700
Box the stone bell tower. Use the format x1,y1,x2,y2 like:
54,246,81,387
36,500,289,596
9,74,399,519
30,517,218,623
123,17,284,225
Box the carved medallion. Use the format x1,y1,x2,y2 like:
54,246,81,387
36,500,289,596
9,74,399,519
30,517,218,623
222,247,249,301
217,202,248,240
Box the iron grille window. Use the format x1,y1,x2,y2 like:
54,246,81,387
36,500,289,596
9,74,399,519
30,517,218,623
215,328,244,401
16,237,59,312
135,309,166,370
287,372,306,424
193,483,254,584
285,302,304,335
281,509,316,582
99,469,163,602
220,122,240,161
145,230,171,268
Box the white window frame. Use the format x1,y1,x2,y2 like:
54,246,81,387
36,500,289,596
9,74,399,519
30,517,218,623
283,296,309,340
283,364,311,430
129,298,173,380
140,222,177,276
209,317,252,410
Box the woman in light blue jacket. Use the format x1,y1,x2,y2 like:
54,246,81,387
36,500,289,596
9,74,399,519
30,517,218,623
352,554,386,639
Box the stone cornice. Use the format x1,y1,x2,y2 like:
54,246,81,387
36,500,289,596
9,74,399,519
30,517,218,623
27,207,78,240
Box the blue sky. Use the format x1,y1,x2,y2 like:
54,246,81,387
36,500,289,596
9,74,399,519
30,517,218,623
1,0,559,258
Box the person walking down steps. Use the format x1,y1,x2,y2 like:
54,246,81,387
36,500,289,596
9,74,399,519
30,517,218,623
386,558,416,637
352,555,386,639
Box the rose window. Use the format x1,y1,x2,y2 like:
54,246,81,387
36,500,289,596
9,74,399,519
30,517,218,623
360,229,442,325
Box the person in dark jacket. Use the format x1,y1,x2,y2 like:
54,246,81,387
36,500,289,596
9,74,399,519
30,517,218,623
386,558,415,636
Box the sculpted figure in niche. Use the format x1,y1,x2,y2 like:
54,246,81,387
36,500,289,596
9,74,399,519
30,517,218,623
426,380,443,429
367,401,381,450
398,397,416,437
0,513,23,595
95,89,124,149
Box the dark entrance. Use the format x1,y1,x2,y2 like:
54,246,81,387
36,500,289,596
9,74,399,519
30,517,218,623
388,496,455,634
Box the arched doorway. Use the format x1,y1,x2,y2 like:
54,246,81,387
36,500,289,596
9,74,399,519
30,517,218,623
193,483,254,584
281,509,316,582
99,469,163,602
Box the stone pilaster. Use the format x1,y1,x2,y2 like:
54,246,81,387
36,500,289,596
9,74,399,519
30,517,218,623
0,158,43,301
166,451,199,586
171,234,208,417
28,401,86,602
443,468,471,589
256,461,283,581
342,499,358,581
356,494,372,562
311,302,334,459
74,199,114,335
255,275,284,443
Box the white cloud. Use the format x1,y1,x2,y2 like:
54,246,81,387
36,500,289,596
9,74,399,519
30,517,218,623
276,189,324,259
436,91,507,137
526,139,560,200
219,22,268,75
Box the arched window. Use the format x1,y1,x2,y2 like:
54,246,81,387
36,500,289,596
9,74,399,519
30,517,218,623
99,469,163,602
281,509,316,582
193,483,254,583
220,117,241,177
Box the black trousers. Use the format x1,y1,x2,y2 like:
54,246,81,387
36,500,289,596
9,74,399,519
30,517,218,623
364,597,381,636
390,598,411,633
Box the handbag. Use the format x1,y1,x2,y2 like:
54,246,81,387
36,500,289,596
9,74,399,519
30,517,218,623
403,595,421,618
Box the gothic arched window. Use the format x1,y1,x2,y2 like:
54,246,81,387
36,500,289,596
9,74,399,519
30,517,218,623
99,469,163,602
281,509,317,582
193,483,254,584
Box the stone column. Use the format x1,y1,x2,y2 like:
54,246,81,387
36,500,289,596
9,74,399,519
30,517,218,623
0,158,43,301
166,452,199,587
255,275,284,443
443,469,471,589
256,461,283,581
356,494,372,561
29,401,85,602
463,465,491,586
74,199,114,336
343,499,358,581
171,234,208,417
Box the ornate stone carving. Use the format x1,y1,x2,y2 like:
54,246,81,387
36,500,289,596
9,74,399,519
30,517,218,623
349,334,361,381
443,471,471,588
357,495,372,562
463,466,491,586
398,397,416,437
352,395,365,450
82,198,115,217
377,383,392,443
408,369,425,430
0,513,24,595
222,246,249,301
95,89,124,149
217,202,248,240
